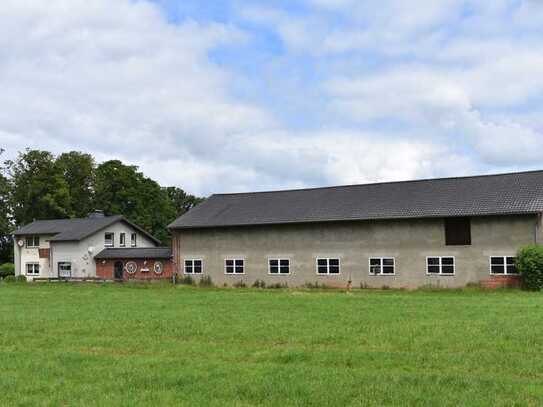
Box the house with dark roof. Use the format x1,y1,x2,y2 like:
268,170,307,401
13,211,172,281
169,171,543,289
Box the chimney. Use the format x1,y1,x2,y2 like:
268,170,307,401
88,210,105,219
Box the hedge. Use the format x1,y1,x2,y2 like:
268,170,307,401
517,245,543,291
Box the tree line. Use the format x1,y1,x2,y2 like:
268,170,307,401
0,149,204,264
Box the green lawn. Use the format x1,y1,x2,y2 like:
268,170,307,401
1,284,543,406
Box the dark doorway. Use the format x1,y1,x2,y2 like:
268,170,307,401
114,261,124,280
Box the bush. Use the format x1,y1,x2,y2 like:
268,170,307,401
179,275,195,286
0,263,15,279
517,245,543,290
252,279,266,289
233,280,246,288
198,275,213,287
268,282,288,289
3,275,26,284
303,281,330,289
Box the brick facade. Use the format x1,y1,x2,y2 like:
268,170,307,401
96,258,174,281
480,275,521,289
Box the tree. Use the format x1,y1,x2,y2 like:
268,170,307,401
56,151,96,218
95,160,176,244
6,149,71,225
164,186,205,218
0,150,13,263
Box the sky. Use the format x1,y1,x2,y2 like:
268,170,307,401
1,0,543,196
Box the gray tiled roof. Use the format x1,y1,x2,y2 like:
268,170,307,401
14,215,161,245
94,247,172,260
169,171,543,229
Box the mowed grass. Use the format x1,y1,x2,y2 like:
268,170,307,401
1,284,543,406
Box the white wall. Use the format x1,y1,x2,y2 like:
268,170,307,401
49,221,158,278
15,234,56,281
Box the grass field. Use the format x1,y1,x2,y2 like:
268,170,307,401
1,284,543,406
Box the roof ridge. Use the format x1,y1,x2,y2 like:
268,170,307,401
211,169,543,196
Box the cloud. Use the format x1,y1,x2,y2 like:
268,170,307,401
1,0,543,197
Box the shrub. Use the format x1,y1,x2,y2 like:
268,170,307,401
3,275,26,284
198,275,214,287
0,263,15,279
517,245,543,290
179,275,195,286
268,282,288,289
252,279,266,289
233,280,246,288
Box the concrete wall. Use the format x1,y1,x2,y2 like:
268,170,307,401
172,215,539,289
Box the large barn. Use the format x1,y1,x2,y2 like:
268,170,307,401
169,171,543,289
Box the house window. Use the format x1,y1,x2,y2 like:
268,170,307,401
184,259,203,274
131,233,137,247
58,262,72,278
104,233,114,247
490,256,518,275
225,259,244,274
427,257,455,275
119,233,126,247
445,217,471,246
26,236,40,248
269,259,290,274
369,258,395,275
316,258,340,275
25,263,40,276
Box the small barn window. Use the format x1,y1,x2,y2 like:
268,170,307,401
225,259,244,274
369,258,395,275
119,233,126,247
131,233,137,247
58,262,72,278
269,259,290,274
316,258,340,275
185,259,203,274
427,257,455,275
445,217,471,246
490,257,518,275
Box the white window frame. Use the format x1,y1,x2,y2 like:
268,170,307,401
119,233,126,247
131,233,137,247
315,258,341,275
26,236,40,248
104,232,114,247
426,256,456,276
489,256,518,275
369,257,396,276
25,262,40,276
268,258,291,275
58,262,72,278
224,259,245,275
184,259,203,274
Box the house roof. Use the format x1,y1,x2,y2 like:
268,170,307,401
14,215,162,245
169,170,543,230
94,247,172,260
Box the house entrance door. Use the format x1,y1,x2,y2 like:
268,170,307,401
114,261,124,280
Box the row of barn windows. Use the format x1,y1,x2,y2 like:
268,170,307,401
183,256,519,276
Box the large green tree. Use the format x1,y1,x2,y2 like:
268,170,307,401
56,151,96,218
164,186,204,218
6,149,71,225
95,160,176,243
0,150,13,263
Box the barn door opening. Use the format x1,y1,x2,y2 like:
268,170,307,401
114,261,124,280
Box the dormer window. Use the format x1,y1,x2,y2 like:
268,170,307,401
104,233,114,247
26,236,40,248
119,233,126,247
131,233,137,247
